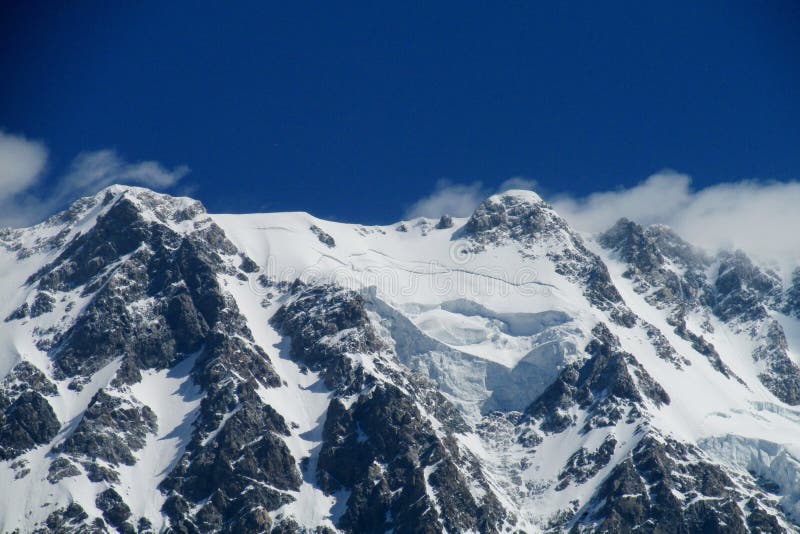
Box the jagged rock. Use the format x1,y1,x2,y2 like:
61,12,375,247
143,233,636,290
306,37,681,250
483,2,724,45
137,517,154,533
753,320,800,405
29,291,55,318
599,218,665,274
58,390,157,466
318,385,495,533
47,457,81,483
714,250,782,323
668,309,742,381
82,461,120,483
435,214,454,229
160,379,299,530
274,283,505,532
239,253,259,273
526,323,669,434
272,283,383,391
2,361,57,398
465,192,629,315
5,302,29,322
0,391,60,459
784,268,800,319
641,320,688,368
96,488,134,533
557,435,617,490
745,498,783,533
572,435,750,533
599,218,710,309
310,224,336,247
38,502,89,533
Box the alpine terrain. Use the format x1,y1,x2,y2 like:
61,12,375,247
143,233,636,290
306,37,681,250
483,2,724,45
3,184,800,533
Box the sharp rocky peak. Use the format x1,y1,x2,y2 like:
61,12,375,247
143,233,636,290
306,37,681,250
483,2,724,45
599,217,709,273
464,188,565,242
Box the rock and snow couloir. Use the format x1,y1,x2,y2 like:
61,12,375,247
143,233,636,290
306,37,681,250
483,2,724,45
1,185,800,532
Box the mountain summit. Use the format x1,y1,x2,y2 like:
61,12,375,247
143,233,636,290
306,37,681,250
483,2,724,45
2,185,800,533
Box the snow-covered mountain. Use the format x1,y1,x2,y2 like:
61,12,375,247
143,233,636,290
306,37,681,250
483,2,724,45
2,185,800,533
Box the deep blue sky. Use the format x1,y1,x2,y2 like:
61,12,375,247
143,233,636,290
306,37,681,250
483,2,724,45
1,1,799,223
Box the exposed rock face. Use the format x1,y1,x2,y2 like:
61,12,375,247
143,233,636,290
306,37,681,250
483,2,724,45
38,503,90,534
753,320,800,405
785,268,800,319
310,224,336,247
435,214,454,229
526,323,669,434
96,488,134,533
464,192,633,324
272,282,507,533
2,361,57,398
0,188,291,532
557,435,617,491
161,396,300,532
271,282,384,395
600,216,800,406
572,435,752,533
0,391,60,459
58,389,157,466
714,251,782,323
599,218,710,308
47,457,81,484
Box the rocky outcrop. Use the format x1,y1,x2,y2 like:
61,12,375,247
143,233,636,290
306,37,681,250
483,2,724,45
310,224,336,247
557,435,617,491
526,323,669,434
273,282,508,533
464,192,633,323
271,282,383,392
0,391,60,460
435,214,454,229
2,361,57,398
58,390,156,466
752,320,800,405
785,268,800,319
714,251,782,324
600,219,800,406
47,457,81,484
2,188,290,532
571,434,784,533
599,218,710,309
37,503,90,534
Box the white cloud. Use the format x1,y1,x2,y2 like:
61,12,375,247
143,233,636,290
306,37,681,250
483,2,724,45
551,171,800,265
0,131,48,201
498,176,538,192
0,130,189,227
405,177,540,219
551,171,693,232
405,180,487,218
407,171,800,265
50,149,189,209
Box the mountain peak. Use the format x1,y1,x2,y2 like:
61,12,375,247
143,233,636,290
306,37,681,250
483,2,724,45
464,188,561,241
487,188,544,204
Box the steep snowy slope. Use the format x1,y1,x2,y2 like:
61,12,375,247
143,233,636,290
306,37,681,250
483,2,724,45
1,185,800,532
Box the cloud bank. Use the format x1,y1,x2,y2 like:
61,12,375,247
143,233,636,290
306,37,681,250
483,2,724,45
409,171,800,264
0,130,189,227
405,177,538,218
0,131,48,201
552,171,800,265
